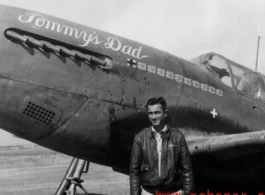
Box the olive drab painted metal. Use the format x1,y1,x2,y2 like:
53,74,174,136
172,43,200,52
1,4,265,193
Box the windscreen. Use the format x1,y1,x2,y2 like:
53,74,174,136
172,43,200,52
230,62,265,101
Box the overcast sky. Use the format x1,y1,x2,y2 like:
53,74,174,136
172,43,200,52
0,0,264,145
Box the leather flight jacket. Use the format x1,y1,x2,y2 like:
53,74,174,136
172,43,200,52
130,126,194,195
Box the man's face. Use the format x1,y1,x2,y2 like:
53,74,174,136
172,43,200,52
147,104,167,127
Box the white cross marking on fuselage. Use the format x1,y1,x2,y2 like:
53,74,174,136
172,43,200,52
211,108,218,118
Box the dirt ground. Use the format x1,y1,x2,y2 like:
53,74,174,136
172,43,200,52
0,145,129,195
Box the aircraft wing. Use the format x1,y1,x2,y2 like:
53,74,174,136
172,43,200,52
187,130,265,161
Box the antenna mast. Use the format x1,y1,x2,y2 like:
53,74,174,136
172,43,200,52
255,36,261,71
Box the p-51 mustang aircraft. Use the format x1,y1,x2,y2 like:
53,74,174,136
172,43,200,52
1,4,265,194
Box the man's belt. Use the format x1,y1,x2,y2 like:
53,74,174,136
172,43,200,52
143,186,182,195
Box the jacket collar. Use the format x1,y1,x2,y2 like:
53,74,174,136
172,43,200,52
150,125,171,140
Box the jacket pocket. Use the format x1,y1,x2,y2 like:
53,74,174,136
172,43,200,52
141,163,149,171
173,167,179,173
173,167,181,182
168,144,178,148
141,163,150,183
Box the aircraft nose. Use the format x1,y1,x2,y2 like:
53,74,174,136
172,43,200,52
0,78,87,141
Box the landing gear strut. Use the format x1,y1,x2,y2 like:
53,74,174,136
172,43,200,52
55,158,90,195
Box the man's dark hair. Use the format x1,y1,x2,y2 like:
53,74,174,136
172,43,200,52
145,97,167,111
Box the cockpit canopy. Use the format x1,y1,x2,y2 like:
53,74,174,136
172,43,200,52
191,53,265,102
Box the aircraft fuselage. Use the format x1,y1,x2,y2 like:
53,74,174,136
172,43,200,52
1,4,265,192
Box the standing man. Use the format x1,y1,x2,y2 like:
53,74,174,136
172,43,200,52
130,97,194,195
